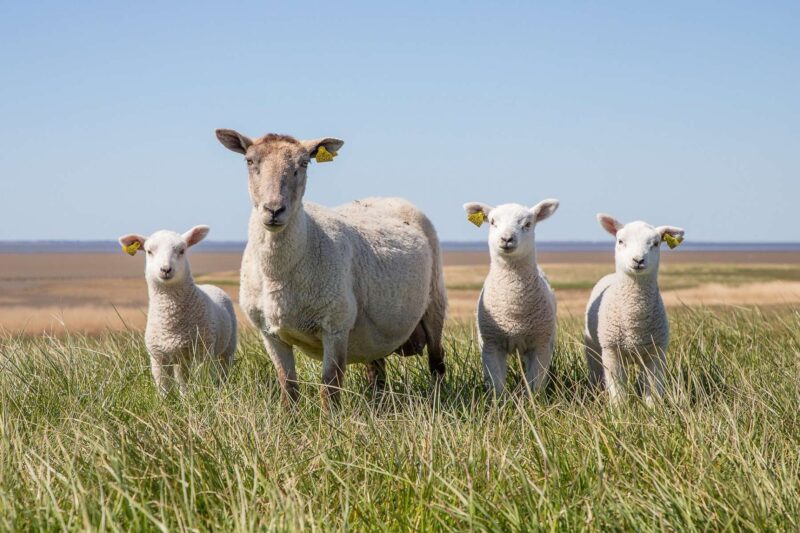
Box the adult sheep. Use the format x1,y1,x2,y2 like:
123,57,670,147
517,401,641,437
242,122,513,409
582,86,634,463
216,129,447,406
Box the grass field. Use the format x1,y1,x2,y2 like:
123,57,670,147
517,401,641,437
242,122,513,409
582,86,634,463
1,306,798,530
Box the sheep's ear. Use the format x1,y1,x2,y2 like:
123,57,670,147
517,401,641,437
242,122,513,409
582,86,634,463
530,199,559,223
215,129,253,154
657,225,685,249
657,226,685,239
597,213,624,236
183,225,210,248
118,234,146,256
463,202,493,227
301,138,345,162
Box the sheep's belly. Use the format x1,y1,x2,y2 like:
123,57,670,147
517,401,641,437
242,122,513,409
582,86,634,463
277,327,407,365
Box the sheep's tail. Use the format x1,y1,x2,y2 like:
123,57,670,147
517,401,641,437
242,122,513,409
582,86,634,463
419,214,447,379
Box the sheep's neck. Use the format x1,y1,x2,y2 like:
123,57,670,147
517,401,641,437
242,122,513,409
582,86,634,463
253,206,309,279
147,274,201,328
614,270,661,303
489,252,542,286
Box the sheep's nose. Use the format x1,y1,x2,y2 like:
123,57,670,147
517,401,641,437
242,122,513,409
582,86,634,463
160,266,173,275
262,204,286,218
633,258,645,267
500,236,515,245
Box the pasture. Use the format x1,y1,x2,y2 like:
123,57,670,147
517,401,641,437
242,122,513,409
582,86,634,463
0,251,798,530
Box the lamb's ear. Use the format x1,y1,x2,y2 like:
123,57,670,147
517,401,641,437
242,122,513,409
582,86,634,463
118,234,146,256
301,138,345,161
463,202,493,227
215,129,253,155
597,213,624,236
530,199,559,223
657,226,685,239
183,225,210,248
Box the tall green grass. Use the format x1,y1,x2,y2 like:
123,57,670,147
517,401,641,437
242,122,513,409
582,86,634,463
0,307,798,531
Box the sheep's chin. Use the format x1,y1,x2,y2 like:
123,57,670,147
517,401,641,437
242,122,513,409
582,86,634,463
263,222,287,233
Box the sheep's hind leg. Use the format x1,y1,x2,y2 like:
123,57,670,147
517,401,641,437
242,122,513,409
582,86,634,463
321,332,348,409
482,343,508,397
262,334,298,405
365,358,387,391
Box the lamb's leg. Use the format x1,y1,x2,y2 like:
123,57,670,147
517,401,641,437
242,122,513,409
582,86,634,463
601,347,626,406
174,360,190,397
262,334,298,405
321,332,348,409
150,355,174,397
522,336,554,395
482,343,508,397
365,358,386,391
641,348,667,407
585,337,605,389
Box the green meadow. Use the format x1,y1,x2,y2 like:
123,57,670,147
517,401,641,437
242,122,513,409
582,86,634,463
0,307,798,531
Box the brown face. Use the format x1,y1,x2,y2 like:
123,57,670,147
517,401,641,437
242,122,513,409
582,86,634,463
216,129,344,233
244,138,309,232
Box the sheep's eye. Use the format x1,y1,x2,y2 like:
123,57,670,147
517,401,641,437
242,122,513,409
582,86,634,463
617,239,623,245
490,219,496,226
246,158,254,166
652,241,659,248
146,250,153,256
299,160,309,168
523,222,532,230
178,249,185,255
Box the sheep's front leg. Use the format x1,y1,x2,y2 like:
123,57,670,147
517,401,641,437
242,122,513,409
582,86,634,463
174,360,190,397
641,348,667,407
482,343,508,397
150,355,174,397
601,347,626,406
321,332,348,409
262,334,298,405
522,337,554,395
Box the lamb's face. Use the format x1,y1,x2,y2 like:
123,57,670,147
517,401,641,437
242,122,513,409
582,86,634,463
614,222,663,276
119,226,209,287
597,214,685,278
486,204,536,257
143,231,192,285
215,130,344,233
463,199,559,260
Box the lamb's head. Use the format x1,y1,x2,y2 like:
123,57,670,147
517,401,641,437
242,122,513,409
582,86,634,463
463,199,559,259
215,129,344,233
118,226,209,286
598,214,684,277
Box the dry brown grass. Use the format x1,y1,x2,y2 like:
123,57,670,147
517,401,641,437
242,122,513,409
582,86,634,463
1,250,798,334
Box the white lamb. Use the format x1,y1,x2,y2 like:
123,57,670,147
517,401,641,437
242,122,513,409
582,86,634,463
462,199,560,395
584,214,685,405
215,129,447,407
118,226,237,396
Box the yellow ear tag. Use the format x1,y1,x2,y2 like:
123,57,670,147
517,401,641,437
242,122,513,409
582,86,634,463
122,241,141,256
467,211,485,227
315,146,336,163
662,233,684,249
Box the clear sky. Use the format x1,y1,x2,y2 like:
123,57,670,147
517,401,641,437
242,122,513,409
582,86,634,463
1,1,797,242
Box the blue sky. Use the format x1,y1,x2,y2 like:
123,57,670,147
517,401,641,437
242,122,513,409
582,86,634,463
0,1,797,242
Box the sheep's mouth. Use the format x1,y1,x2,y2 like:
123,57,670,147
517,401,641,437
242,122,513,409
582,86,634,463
263,221,286,232
499,244,517,253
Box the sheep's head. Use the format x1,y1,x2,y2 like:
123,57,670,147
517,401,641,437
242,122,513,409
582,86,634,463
463,199,559,259
215,129,344,233
118,226,209,286
597,214,684,277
